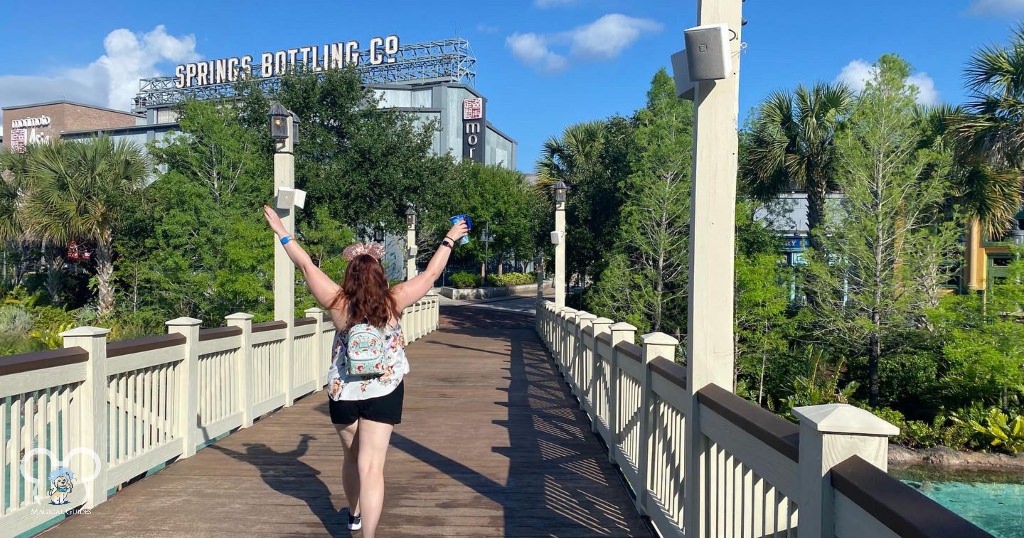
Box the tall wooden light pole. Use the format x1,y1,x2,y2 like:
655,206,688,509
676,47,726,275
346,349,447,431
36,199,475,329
683,1,743,536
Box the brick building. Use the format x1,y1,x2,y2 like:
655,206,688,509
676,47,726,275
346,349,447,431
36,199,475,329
1,101,141,152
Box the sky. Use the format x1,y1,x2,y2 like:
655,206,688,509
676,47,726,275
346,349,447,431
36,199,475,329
0,0,1023,173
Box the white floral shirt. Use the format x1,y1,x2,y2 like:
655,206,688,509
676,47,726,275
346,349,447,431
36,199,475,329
327,322,409,401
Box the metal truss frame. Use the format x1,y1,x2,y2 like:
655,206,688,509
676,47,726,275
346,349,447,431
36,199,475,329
132,38,476,112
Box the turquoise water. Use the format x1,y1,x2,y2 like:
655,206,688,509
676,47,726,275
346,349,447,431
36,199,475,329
893,466,1024,538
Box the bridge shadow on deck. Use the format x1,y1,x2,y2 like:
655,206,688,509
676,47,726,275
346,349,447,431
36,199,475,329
39,306,650,537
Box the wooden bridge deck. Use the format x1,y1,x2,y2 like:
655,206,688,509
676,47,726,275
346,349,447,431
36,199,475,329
39,305,652,537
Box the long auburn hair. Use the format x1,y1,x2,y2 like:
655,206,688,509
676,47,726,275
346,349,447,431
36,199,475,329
331,254,396,328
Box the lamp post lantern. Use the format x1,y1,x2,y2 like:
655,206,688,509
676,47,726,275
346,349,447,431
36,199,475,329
405,206,417,280
552,180,568,307
269,101,297,407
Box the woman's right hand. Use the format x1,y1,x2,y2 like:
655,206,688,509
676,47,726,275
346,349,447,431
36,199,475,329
446,220,469,243
262,205,289,237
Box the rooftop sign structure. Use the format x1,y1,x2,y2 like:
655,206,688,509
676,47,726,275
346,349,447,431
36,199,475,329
133,37,477,113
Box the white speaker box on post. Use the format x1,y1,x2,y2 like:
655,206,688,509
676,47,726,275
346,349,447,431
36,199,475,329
684,23,731,81
670,49,696,101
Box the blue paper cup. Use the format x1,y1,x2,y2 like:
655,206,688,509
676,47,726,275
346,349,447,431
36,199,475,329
450,215,472,244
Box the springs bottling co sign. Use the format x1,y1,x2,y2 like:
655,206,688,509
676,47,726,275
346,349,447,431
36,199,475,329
174,35,401,89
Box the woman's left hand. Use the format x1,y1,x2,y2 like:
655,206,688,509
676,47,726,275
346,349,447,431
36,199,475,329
262,205,288,237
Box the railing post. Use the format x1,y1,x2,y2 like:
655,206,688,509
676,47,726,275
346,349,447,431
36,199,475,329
225,313,254,427
575,313,597,405
60,326,110,509
639,332,679,516
305,308,324,391
167,317,202,458
558,307,576,373
590,317,613,434
608,322,636,465
793,404,899,538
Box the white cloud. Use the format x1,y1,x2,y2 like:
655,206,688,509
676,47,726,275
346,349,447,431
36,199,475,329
0,25,199,112
967,0,1024,16
476,24,501,34
834,59,940,106
570,14,662,60
507,33,568,73
836,59,876,94
507,14,661,72
907,73,940,106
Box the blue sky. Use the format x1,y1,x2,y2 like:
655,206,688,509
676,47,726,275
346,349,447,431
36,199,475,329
1,0,1023,173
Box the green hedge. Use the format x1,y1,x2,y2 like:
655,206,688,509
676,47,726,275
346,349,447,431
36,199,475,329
485,272,536,287
449,272,480,289
449,271,536,289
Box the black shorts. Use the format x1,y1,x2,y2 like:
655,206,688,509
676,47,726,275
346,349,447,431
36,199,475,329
328,381,405,425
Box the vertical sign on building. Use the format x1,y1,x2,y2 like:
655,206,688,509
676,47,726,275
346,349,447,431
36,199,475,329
10,128,26,153
462,97,485,163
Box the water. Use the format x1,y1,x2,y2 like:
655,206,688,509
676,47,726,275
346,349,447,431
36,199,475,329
892,466,1024,537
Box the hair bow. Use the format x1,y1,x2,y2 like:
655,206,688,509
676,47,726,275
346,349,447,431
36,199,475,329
342,242,385,261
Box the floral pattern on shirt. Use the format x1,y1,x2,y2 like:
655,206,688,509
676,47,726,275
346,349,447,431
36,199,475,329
328,322,409,401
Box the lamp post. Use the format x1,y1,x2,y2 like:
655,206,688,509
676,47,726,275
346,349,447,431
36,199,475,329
269,102,295,327
552,180,567,307
269,101,297,406
481,223,495,281
535,250,545,309
405,206,417,281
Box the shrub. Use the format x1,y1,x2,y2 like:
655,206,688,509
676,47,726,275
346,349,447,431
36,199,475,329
486,272,536,287
0,305,33,334
449,272,479,289
967,408,1024,454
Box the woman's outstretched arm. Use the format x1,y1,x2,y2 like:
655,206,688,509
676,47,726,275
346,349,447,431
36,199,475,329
391,220,469,310
262,204,341,310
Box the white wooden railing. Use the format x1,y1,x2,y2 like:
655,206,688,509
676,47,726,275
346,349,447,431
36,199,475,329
0,295,440,537
536,300,991,538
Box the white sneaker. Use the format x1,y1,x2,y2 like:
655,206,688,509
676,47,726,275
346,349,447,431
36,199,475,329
348,512,362,531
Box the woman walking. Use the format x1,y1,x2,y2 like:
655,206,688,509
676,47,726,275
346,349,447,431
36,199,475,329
262,205,468,537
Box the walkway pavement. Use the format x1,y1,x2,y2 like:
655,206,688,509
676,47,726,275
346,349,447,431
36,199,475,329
38,305,650,537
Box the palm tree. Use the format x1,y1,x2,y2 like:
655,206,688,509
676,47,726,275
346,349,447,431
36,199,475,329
743,82,854,252
535,121,606,195
22,137,148,316
944,25,1024,238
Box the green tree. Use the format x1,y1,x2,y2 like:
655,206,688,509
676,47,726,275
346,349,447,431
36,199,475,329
136,100,275,323
536,118,632,287
238,67,455,235
803,55,958,407
587,69,692,336
455,162,542,276
734,202,794,406
940,25,1024,240
929,252,1024,409
743,82,854,252
21,137,148,316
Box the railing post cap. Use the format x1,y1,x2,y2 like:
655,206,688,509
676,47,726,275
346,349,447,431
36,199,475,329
59,326,110,337
593,317,614,325
303,307,323,314
610,322,637,332
641,332,680,346
225,312,254,320
792,404,900,436
166,317,203,327
578,313,598,321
